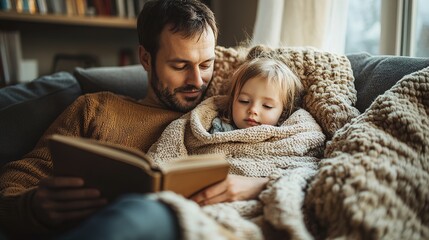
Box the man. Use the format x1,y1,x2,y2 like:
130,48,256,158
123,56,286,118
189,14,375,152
0,0,267,239
0,0,213,238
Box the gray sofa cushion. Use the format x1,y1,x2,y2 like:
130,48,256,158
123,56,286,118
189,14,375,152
74,65,148,100
348,52,429,113
0,72,81,165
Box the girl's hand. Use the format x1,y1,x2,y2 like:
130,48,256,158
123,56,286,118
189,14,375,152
190,174,268,206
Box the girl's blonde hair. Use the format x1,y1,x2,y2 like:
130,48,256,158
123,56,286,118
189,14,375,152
219,45,304,125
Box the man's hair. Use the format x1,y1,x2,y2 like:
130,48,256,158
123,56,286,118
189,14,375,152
137,0,218,58
219,45,304,125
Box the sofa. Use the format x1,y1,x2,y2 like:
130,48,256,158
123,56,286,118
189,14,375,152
0,50,428,239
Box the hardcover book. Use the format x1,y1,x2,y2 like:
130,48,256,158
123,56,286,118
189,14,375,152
49,134,229,201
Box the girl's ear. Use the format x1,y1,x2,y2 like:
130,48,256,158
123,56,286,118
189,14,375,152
139,45,151,72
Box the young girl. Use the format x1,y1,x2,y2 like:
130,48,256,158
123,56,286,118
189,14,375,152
147,45,325,203
210,49,303,133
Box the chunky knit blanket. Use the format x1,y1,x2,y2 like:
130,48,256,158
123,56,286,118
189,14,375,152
148,47,428,239
305,66,429,239
147,95,326,239
148,95,325,176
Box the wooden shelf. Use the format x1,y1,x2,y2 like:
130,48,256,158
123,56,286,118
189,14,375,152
0,11,136,29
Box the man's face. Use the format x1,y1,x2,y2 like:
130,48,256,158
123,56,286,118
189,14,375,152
148,27,216,112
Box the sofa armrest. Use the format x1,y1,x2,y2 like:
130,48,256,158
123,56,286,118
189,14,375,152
0,72,81,165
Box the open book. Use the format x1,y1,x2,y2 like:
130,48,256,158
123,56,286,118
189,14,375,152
48,134,229,201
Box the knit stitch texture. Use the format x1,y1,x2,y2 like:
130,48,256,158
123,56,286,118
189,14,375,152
305,67,429,239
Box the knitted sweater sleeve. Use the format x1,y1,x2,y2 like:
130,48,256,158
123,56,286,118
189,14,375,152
0,94,94,237
0,92,183,238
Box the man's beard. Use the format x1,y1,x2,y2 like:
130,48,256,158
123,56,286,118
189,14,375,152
151,70,208,112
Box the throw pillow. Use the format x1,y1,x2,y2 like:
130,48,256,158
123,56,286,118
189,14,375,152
74,65,148,100
348,52,429,113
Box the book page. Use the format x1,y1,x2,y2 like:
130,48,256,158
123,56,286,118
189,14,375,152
160,153,227,173
159,153,229,197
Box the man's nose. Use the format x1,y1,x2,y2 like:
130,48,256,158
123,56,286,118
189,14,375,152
186,67,204,88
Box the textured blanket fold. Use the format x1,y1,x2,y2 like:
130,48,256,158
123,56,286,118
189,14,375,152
144,47,429,239
305,67,429,239
147,95,326,239
148,96,325,177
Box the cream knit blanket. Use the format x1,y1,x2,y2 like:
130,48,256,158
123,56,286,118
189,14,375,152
148,96,325,176
148,47,429,239
147,95,325,239
145,46,428,239
305,67,429,239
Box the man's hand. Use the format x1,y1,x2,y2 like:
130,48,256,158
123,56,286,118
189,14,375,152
190,174,268,206
32,177,107,227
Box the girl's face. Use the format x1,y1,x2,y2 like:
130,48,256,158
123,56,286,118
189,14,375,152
232,76,284,129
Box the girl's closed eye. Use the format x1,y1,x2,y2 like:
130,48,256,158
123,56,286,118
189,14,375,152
263,104,273,109
238,99,249,104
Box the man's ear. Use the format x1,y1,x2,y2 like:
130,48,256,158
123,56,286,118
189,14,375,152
139,45,151,72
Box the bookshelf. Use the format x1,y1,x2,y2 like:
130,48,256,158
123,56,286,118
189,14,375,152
0,11,136,29
0,12,138,81
0,0,143,83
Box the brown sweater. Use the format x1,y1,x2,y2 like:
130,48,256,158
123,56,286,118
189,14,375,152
0,92,183,236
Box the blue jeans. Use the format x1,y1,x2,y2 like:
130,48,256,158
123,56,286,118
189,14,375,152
59,194,180,240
